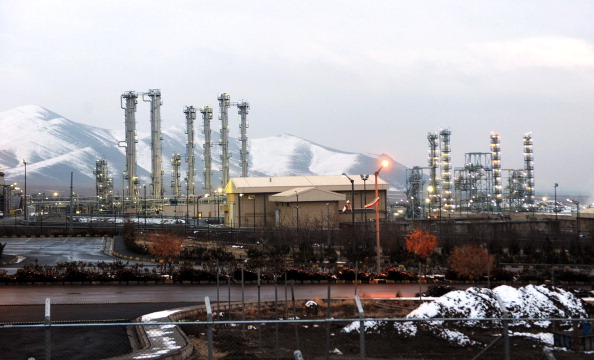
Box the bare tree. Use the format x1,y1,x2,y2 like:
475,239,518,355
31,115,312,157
450,244,493,280
147,232,184,273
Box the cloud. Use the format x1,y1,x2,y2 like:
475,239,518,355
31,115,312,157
472,37,594,70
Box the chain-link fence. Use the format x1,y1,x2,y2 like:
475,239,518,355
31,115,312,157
2,298,592,359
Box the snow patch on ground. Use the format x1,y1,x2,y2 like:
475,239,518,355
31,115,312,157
342,285,589,348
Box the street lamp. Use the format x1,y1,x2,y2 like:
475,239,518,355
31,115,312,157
22,159,27,220
342,173,356,257
374,160,389,274
360,174,369,228
554,183,558,220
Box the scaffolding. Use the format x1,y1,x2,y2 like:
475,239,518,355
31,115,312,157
201,106,214,194
454,153,494,212
405,166,426,218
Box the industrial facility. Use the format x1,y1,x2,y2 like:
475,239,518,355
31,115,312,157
405,130,537,218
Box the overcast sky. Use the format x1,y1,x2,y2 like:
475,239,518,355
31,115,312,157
1,1,593,198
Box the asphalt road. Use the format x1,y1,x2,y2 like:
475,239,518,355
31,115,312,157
0,283,430,305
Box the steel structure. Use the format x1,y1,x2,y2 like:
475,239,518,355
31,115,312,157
184,106,196,197
94,159,113,213
427,132,439,216
439,129,453,212
490,132,502,211
454,152,494,212
237,100,250,177
201,106,214,194
218,93,231,188
523,133,535,207
120,91,139,201
405,166,425,218
143,89,163,199
171,154,182,199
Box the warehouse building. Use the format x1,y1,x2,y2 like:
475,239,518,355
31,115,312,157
223,175,390,228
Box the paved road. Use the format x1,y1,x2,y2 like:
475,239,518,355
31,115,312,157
0,283,431,305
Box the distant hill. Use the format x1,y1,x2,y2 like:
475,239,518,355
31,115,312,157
0,105,408,194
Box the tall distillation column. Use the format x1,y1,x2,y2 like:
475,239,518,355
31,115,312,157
143,89,163,199
184,106,196,197
120,91,139,202
237,100,250,177
218,93,231,188
523,133,535,207
94,159,113,213
490,132,502,211
439,129,452,212
171,154,182,199
201,106,214,194
427,132,439,216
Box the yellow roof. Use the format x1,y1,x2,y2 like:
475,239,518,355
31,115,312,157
226,175,389,194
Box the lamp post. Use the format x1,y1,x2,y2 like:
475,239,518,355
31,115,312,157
238,193,243,228
22,159,27,221
295,191,299,230
360,174,369,226
342,173,356,257
374,160,389,274
554,183,558,220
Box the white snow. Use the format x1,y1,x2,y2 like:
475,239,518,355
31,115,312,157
0,105,400,190
134,310,183,359
342,285,589,347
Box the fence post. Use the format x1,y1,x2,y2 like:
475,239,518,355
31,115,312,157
291,281,300,350
326,282,331,360
495,294,511,360
45,297,51,360
355,295,365,360
205,296,213,360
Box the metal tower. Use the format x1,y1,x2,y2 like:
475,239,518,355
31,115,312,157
490,132,502,211
405,166,425,219
171,154,182,199
523,133,535,207
237,100,250,177
94,159,113,213
454,153,493,212
439,129,453,212
218,93,231,188
143,89,163,199
427,132,439,216
120,91,139,201
201,106,214,194
184,106,196,197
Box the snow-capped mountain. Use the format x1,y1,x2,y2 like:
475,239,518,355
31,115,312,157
0,105,407,194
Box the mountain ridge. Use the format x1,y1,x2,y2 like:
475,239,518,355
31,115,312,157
0,105,408,194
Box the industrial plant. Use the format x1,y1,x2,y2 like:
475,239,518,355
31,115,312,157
405,130,538,219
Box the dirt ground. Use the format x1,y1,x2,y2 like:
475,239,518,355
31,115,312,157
180,299,594,360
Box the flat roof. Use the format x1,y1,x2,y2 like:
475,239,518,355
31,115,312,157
228,175,389,194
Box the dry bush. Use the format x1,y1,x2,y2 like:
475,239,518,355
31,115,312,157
450,244,494,280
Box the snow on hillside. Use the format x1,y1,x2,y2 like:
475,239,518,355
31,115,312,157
0,105,407,192
250,134,362,176
343,285,589,347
